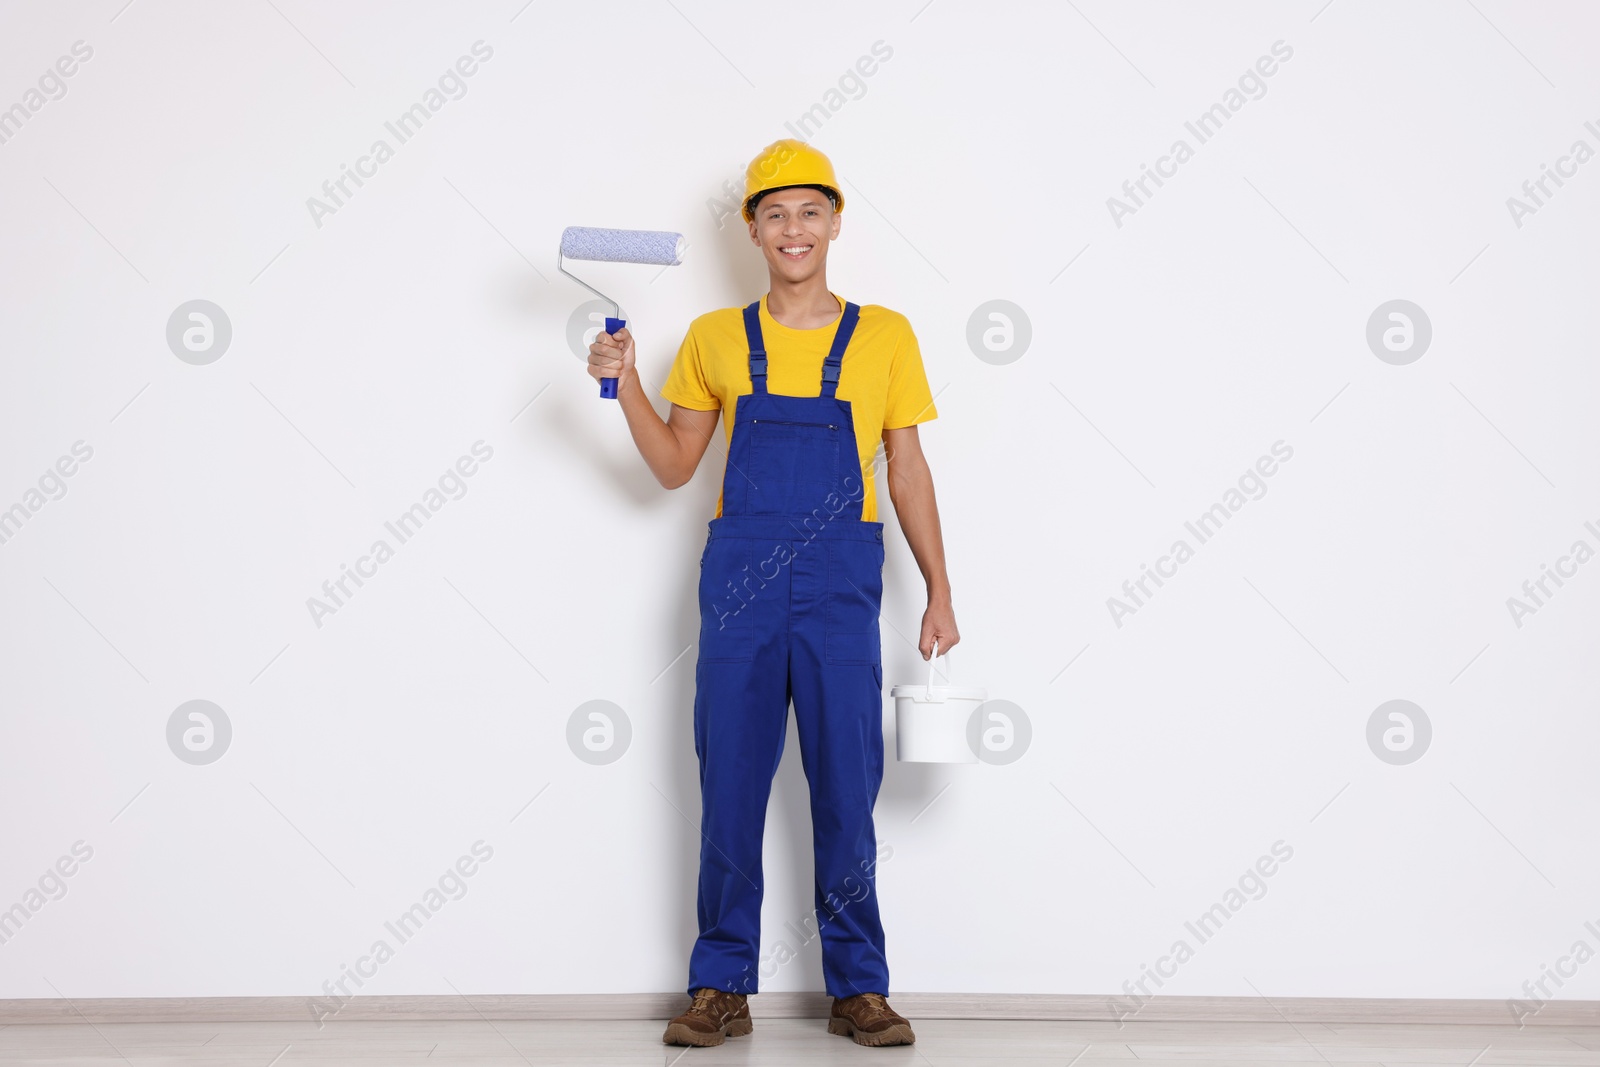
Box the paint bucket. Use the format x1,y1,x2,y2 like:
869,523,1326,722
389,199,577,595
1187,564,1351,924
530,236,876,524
890,641,986,763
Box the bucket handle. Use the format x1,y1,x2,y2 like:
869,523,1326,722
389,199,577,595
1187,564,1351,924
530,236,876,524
925,639,953,703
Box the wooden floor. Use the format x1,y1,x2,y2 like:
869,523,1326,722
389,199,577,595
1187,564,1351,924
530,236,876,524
1,1017,1597,1066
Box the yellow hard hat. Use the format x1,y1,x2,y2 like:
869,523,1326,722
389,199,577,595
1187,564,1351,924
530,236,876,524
741,139,844,223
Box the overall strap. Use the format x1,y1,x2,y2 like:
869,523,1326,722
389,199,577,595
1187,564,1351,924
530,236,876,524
820,301,861,399
742,301,767,395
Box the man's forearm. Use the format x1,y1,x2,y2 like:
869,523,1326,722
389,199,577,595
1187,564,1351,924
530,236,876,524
614,368,690,488
889,464,951,603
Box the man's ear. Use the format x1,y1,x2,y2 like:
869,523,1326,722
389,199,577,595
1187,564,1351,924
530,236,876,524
830,212,842,240
748,219,760,245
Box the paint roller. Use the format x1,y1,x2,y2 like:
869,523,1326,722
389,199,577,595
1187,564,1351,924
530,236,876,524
558,226,686,399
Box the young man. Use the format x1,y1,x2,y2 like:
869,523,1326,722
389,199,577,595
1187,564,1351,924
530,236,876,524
585,139,958,1049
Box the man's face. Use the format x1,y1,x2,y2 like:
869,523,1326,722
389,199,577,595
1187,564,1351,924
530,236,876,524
747,187,840,282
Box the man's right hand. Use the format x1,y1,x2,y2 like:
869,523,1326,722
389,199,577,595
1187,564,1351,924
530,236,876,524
588,325,636,387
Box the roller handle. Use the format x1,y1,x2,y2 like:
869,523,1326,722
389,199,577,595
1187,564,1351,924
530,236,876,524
600,317,625,399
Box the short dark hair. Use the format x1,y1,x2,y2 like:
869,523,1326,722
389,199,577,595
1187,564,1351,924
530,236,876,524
746,183,839,220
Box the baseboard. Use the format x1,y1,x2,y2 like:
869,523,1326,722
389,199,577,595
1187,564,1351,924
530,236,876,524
1,993,1595,1026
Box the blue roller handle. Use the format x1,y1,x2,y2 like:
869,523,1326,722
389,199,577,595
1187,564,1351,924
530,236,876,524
600,317,625,399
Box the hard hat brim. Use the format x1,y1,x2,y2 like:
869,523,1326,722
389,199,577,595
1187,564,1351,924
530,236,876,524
741,183,843,223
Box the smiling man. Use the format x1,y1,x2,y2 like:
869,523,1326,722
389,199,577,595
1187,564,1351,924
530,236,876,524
585,138,958,1049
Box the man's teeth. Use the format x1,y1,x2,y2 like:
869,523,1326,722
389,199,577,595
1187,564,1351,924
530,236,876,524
780,246,811,255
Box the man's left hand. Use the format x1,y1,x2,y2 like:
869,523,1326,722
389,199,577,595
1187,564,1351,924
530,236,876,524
918,599,958,660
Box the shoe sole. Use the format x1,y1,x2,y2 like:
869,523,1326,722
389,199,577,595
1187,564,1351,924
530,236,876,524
828,1016,916,1046
662,1017,753,1047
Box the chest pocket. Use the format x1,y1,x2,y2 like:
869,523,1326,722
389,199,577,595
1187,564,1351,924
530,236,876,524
744,418,843,515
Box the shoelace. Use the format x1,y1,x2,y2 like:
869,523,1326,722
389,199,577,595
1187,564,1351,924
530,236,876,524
691,988,721,1013
854,992,891,1015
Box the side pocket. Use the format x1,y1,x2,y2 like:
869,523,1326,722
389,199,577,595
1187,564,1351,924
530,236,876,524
699,628,759,663
698,538,758,662
826,540,884,631
825,627,881,666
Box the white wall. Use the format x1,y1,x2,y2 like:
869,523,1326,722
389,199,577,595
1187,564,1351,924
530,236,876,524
2,0,1597,1013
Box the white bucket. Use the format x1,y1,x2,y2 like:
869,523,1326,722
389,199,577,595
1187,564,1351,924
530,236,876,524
890,642,986,763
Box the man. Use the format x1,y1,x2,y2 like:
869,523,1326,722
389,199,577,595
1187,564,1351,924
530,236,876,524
586,139,958,1049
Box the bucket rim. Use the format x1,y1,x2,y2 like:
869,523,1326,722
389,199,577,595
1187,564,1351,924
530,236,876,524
890,685,988,701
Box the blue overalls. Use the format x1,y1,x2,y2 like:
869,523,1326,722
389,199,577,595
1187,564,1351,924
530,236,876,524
687,298,890,999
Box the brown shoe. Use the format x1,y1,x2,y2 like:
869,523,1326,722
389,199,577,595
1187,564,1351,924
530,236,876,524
828,992,916,1046
662,987,752,1047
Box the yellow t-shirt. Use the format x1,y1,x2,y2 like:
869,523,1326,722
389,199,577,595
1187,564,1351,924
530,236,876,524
660,293,937,522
